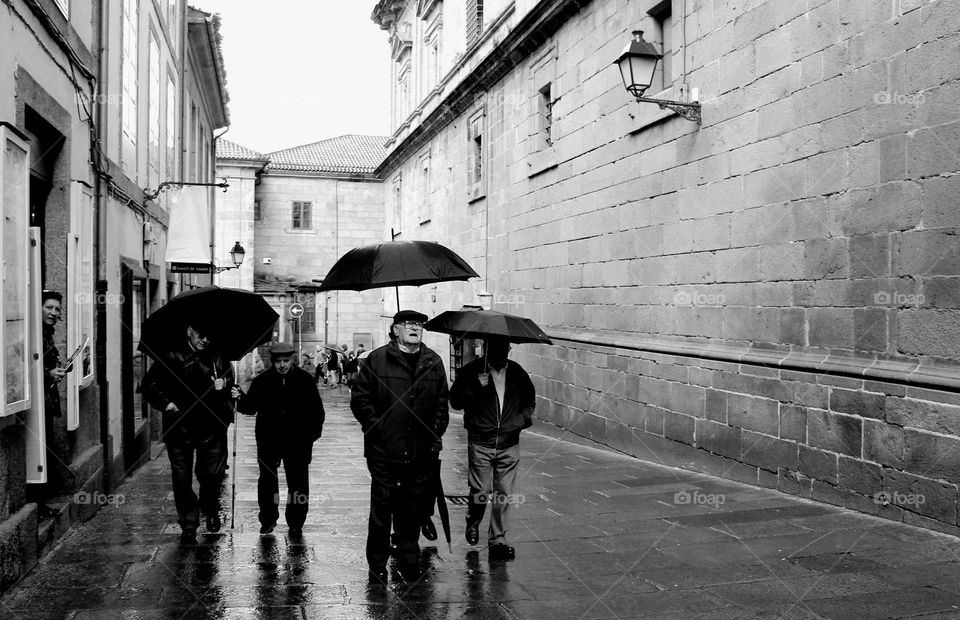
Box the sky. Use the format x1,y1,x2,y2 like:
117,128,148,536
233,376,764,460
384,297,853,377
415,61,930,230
194,1,391,154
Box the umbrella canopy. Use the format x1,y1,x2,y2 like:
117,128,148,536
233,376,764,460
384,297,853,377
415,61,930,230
316,240,479,292
139,285,279,361
424,309,553,345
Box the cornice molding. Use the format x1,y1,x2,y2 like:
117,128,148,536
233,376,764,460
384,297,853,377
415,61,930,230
375,0,592,178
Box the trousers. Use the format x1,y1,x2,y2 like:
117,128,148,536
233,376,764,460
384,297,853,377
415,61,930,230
365,458,429,569
467,442,520,546
166,431,228,530
257,441,312,529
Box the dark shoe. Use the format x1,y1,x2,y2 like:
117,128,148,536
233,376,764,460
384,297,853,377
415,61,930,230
37,504,58,520
465,519,480,546
205,514,222,533
489,543,515,560
368,567,388,583
260,522,276,535
421,518,437,541
180,528,197,544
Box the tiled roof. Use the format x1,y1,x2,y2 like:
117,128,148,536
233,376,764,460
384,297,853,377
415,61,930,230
266,135,388,175
216,139,267,161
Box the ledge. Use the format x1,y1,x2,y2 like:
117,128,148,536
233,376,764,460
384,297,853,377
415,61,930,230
526,147,558,177
544,327,960,392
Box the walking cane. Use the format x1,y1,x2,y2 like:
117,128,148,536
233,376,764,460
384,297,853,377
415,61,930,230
230,361,239,530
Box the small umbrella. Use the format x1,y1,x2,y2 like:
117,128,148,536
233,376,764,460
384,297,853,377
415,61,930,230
432,457,452,553
424,309,553,345
316,240,479,309
139,285,279,361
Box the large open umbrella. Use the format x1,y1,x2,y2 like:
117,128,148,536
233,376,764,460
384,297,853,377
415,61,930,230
316,239,479,309
139,285,279,361
424,308,553,345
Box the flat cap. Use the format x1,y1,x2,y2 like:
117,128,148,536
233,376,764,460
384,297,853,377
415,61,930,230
270,342,296,356
393,309,428,324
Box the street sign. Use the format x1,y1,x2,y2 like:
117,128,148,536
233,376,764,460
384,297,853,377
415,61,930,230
170,262,213,274
289,303,304,319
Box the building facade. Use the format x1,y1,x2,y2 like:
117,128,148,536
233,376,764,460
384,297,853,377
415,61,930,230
0,0,227,591
372,0,960,533
245,135,388,361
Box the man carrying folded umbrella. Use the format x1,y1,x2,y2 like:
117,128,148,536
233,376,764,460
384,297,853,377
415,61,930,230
140,323,236,542
450,335,536,560
350,310,449,583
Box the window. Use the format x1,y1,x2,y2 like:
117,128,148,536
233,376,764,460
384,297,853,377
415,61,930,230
539,83,554,148
423,3,443,92
165,74,176,189
419,153,431,223
649,0,673,92
467,107,485,201
254,199,261,222
1,126,31,416
292,201,312,230
301,294,316,332
148,33,161,191
466,0,483,48
391,175,402,232
120,0,139,176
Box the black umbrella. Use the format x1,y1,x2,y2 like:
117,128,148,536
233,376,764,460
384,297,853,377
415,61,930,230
424,309,553,345
432,457,452,553
139,285,279,361
316,240,479,308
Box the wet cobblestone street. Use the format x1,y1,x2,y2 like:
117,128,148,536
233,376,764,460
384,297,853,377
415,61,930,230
5,388,960,619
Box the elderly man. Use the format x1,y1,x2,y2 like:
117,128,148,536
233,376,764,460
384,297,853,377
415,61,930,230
233,342,325,536
351,310,449,583
141,324,235,542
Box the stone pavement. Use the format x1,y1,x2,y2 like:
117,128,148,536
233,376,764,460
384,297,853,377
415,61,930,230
5,387,960,619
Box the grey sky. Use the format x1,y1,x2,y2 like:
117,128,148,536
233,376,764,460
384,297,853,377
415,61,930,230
195,0,391,154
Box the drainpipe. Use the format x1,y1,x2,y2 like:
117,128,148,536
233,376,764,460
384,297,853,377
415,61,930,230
94,0,111,492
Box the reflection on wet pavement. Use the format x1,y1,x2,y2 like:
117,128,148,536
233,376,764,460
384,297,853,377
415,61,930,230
5,389,960,618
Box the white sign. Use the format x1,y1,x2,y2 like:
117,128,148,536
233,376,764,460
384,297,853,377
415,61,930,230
289,303,304,319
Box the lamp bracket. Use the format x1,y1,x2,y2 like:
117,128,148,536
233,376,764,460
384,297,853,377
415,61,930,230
212,263,238,274
144,178,230,201
635,96,702,123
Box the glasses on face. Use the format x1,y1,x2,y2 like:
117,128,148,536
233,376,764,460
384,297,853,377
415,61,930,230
400,321,424,329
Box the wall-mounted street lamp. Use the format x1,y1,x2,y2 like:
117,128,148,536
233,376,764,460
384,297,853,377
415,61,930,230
615,30,702,123
213,241,246,273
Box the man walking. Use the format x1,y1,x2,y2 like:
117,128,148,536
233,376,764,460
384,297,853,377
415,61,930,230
232,342,325,536
351,310,449,583
141,324,235,542
450,336,535,560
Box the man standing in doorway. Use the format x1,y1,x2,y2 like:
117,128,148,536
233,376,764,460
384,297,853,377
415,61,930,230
351,310,448,583
451,335,536,561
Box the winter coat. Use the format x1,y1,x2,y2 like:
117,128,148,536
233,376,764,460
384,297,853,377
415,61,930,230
42,324,62,418
350,341,449,463
140,344,235,442
237,366,325,455
450,358,536,449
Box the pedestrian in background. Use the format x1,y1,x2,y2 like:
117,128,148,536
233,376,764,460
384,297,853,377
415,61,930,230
351,310,449,583
233,342,325,536
450,335,535,560
141,323,235,542
326,348,340,387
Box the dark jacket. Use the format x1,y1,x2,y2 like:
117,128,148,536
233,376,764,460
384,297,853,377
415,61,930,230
140,344,235,441
238,366,325,451
450,358,536,449
42,324,62,418
351,341,449,463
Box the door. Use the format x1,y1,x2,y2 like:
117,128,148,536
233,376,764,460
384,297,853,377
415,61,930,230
25,227,46,483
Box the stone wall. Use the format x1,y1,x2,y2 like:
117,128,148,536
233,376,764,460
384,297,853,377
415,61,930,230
381,0,960,532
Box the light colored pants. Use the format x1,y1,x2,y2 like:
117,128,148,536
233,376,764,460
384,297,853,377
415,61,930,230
467,442,519,546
